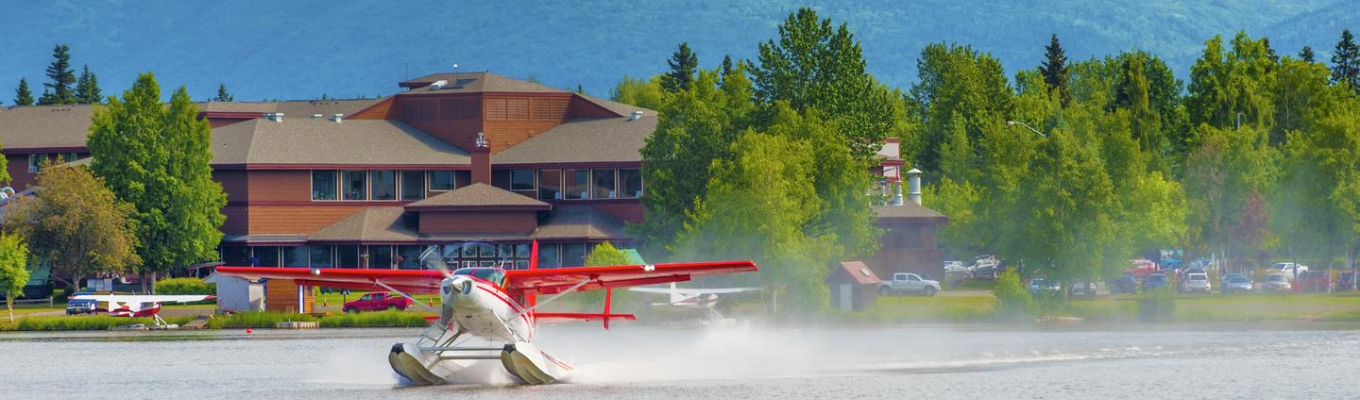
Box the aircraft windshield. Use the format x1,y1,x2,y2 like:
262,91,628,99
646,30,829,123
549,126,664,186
453,267,507,287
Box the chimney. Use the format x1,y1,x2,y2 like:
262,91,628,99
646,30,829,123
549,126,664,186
629,110,643,121
907,168,923,205
266,112,284,123
471,132,491,185
331,113,343,123
311,113,323,119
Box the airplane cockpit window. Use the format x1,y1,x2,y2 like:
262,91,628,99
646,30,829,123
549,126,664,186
453,267,508,287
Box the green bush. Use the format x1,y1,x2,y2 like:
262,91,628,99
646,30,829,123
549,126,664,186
991,269,1034,321
319,310,432,328
155,277,216,295
1137,287,1176,322
11,315,191,331
205,312,315,329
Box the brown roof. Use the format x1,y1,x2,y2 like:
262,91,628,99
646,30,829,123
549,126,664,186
873,203,948,221
400,72,567,94
575,94,653,117
492,116,655,165
533,205,627,240
200,99,380,117
210,118,470,166
309,207,419,242
220,233,310,244
405,183,550,210
0,105,95,150
830,261,882,285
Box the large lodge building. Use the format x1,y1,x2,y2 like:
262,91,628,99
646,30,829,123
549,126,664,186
0,72,946,281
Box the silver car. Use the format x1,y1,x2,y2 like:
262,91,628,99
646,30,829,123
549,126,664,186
1223,275,1253,293
1263,273,1291,292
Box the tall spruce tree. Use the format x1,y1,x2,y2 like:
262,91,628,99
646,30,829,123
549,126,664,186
88,73,227,292
74,65,102,104
1300,46,1315,63
38,44,75,105
1333,29,1359,92
1040,34,1071,106
660,42,699,92
13,79,34,106
213,83,233,102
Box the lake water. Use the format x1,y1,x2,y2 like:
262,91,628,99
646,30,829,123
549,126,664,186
3,323,1358,399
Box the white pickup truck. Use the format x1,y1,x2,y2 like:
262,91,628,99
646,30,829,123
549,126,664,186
878,273,940,296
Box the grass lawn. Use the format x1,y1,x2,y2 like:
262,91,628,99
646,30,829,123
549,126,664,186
871,291,1360,323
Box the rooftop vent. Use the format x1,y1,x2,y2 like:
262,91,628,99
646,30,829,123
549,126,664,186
430,79,449,90
311,113,323,119
265,112,284,123
629,110,644,121
331,113,343,123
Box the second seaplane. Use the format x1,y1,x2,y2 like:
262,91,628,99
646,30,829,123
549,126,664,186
215,242,756,385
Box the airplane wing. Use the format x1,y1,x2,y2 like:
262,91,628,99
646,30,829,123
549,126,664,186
630,286,762,295
73,295,216,303
504,261,758,296
214,267,445,294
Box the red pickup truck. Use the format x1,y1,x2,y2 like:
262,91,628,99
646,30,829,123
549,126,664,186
343,292,412,313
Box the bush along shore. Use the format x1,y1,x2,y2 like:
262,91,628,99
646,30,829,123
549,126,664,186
0,310,436,331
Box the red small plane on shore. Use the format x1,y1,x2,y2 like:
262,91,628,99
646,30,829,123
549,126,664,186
215,241,756,385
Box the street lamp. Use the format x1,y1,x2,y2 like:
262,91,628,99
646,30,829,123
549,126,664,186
1007,120,1048,137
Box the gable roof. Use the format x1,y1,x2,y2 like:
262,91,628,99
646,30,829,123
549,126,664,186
873,203,948,222
533,205,628,240
308,207,419,243
400,72,566,94
405,183,550,211
210,118,470,166
0,105,95,151
201,99,380,117
492,115,655,165
830,261,882,285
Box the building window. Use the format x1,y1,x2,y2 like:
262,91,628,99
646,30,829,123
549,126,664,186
309,245,334,267
336,245,360,268
61,152,78,163
562,243,587,267
342,170,367,201
221,245,249,265
539,169,562,200
430,170,455,191
253,246,281,267
369,245,393,269
564,169,589,200
397,245,423,269
539,243,561,268
511,170,535,191
620,168,643,198
27,154,43,173
491,170,513,190
283,246,309,267
477,243,497,258
370,171,397,201
515,243,531,258
311,170,338,201
592,169,617,199
401,171,426,201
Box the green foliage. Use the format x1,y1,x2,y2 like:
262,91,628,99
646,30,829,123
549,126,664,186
214,83,233,102
319,310,430,328
13,315,171,331
38,44,76,105
88,73,227,279
990,269,1033,320
13,78,34,107
1332,29,1359,93
74,65,101,104
3,163,140,290
660,42,698,93
0,234,31,322
584,242,631,267
1187,32,1277,132
910,42,1014,176
609,75,664,111
154,277,215,295
1040,34,1071,106
1137,287,1176,322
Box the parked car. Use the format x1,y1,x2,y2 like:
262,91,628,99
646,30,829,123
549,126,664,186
969,256,1002,280
1293,271,1331,293
879,272,940,296
1337,272,1358,291
1179,272,1211,293
1223,275,1253,293
343,292,413,313
1220,273,1246,289
65,298,98,315
1269,262,1309,280
1069,281,1097,298
1029,278,1061,295
1263,273,1291,292
1114,273,1139,294
1128,259,1159,278
1144,273,1170,292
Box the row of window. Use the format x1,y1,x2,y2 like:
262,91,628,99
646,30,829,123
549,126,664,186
27,153,79,173
222,242,603,269
309,168,644,202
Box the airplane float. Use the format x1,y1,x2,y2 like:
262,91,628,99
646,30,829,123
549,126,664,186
71,294,216,326
215,241,756,385
630,282,760,320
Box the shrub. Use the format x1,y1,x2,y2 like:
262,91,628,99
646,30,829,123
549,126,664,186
205,312,315,329
991,269,1034,321
319,310,431,328
155,277,216,295
1137,287,1176,322
11,315,194,331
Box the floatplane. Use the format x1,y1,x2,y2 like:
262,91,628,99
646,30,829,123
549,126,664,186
215,241,756,385
71,294,216,326
630,282,760,321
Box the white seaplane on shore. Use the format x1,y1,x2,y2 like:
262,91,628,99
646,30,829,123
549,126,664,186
216,242,756,385
630,282,760,320
71,294,216,326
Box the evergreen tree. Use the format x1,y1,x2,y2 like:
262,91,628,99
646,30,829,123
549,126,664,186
88,74,227,291
13,78,34,106
38,44,76,105
213,83,233,102
1300,46,1315,63
1040,34,1071,106
720,55,734,77
1332,29,1360,92
74,65,102,104
660,42,699,93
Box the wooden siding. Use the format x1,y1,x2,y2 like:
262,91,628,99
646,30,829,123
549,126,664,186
265,279,313,313
418,211,537,234
568,94,624,118
221,205,249,234
247,170,311,202
214,170,249,203
4,154,37,190
349,96,397,119
248,205,366,234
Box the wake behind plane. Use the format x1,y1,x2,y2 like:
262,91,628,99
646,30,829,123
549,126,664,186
215,242,756,385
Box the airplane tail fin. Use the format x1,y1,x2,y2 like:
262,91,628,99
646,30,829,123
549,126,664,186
669,281,682,304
